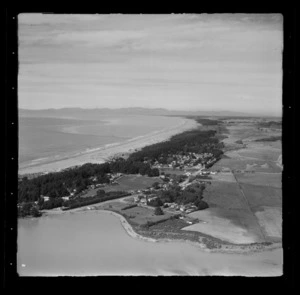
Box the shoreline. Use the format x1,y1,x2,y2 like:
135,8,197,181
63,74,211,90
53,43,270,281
38,204,282,255
18,117,282,256
101,209,282,255
19,117,199,175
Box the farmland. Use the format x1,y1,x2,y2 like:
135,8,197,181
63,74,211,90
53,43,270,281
235,173,282,189
104,174,163,192
201,181,247,210
182,117,282,245
184,208,265,244
78,174,162,199
255,207,282,241
99,201,175,226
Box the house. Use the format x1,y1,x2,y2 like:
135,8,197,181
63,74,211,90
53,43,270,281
147,196,160,206
200,169,210,175
62,196,70,201
41,195,49,202
147,196,158,202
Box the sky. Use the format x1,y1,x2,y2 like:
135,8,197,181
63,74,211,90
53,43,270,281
18,13,283,116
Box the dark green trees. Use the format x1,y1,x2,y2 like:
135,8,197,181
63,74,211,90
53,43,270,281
154,207,164,215
194,199,209,210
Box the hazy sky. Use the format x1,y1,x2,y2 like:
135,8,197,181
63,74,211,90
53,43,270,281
18,13,283,116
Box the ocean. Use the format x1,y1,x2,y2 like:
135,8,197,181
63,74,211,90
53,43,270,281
18,115,183,170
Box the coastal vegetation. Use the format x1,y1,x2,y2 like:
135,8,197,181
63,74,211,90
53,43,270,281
18,119,224,217
18,202,42,218
254,136,281,142
190,117,220,126
62,191,130,211
18,161,157,204
128,129,224,167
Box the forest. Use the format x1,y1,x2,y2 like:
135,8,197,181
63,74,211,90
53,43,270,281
18,160,158,204
189,117,221,126
158,182,208,209
128,129,224,165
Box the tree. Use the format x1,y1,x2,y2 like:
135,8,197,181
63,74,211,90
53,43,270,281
37,197,44,208
22,203,32,214
30,206,41,217
96,189,105,197
194,199,209,210
152,182,160,189
154,206,164,215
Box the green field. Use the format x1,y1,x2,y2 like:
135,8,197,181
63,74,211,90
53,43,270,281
187,208,265,244
159,168,187,175
100,201,174,226
235,173,282,189
202,181,247,210
240,183,282,211
236,145,281,162
104,174,163,192
212,157,282,173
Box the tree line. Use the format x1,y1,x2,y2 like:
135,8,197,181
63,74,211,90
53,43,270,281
128,129,224,165
18,160,159,204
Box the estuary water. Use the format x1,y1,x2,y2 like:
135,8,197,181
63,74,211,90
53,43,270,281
17,210,283,276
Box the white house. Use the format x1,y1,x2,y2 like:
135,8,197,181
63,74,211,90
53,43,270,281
41,195,49,202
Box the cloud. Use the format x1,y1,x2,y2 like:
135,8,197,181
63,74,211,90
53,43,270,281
52,30,146,47
18,14,283,116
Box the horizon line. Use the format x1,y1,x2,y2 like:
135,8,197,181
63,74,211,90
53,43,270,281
18,107,281,118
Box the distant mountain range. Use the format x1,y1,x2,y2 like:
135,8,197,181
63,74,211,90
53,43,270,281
18,107,277,119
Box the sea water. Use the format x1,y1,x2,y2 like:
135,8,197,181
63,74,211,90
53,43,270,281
17,210,283,276
18,115,183,169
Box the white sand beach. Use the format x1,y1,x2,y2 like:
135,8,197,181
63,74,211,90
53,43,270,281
18,118,199,175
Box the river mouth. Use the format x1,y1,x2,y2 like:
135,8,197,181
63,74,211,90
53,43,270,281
17,210,282,276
